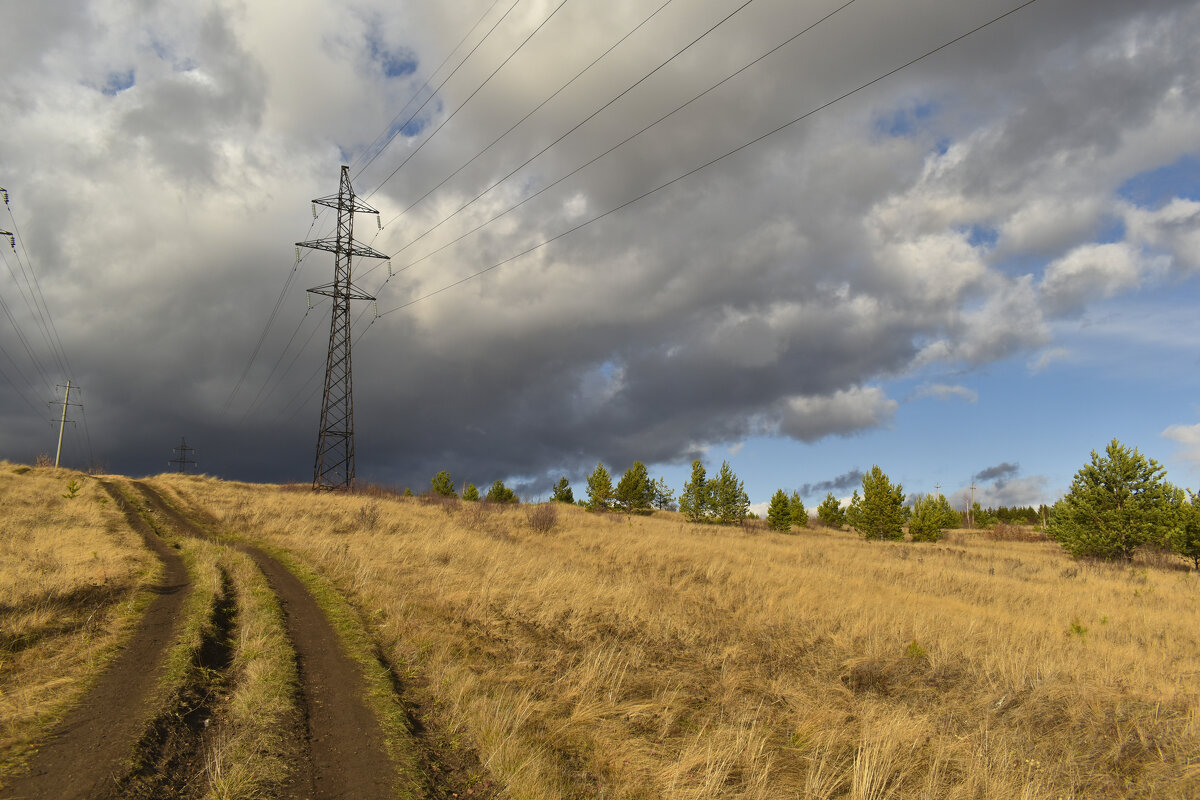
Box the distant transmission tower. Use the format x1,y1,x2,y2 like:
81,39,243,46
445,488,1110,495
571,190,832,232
297,166,387,491
170,437,197,473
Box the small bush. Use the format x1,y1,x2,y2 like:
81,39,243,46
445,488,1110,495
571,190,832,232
986,522,1047,542
356,501,380,531
524,503,558,534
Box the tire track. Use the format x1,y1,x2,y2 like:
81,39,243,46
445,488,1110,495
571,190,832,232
130,481,400,799
2,480,192,800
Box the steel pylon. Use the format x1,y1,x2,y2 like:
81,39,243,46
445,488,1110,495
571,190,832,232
297,166,388,491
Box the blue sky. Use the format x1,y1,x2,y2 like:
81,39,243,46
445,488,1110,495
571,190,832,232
1,0,1199,506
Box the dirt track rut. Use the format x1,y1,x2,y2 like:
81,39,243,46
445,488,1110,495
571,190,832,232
130,481,399,800
3,480,401,800
3,481,192,800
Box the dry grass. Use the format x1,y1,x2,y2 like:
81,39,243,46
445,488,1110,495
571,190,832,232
0,463,158,774
134,476,1200,797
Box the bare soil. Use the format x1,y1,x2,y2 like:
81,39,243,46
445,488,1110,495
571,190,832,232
2,480,192,800
131,481,399,800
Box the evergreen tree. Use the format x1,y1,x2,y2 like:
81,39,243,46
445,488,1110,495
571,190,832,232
431,470,457,497
651,477,677,511
931,493,959,530
711,461,750,525
816,492,845,529
767,489,792,531
485,480,517,504
788,491,808,529
1169,490,1200,569
551,477,574,504
845,466,906,541
1048,439,1176,560
908,494,947,542
585,462,614,512
615,461,653,514
461,483,480,502
679,460,709,522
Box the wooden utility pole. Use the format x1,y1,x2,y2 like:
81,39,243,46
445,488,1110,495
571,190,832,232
50,381,80,468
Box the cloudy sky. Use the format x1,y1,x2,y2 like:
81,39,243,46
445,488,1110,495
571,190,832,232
2,0,1200,510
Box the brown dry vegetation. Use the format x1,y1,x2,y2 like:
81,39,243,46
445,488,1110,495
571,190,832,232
0,463,158,774
147,474,1200,800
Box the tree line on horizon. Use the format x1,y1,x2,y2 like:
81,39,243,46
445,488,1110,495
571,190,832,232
419,438,1200,567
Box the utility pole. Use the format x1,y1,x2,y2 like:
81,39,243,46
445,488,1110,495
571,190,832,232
297,166,388,491
49,381,81,468
934,483,940,499
968,482,977,529
170,437,197,473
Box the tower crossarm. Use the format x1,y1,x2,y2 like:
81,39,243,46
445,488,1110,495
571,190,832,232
295,237,389,260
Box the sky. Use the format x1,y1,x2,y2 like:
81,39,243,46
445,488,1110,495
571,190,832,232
2,0,1200,512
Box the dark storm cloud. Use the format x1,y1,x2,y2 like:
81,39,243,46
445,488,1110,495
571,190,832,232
974,462,1020,483
2,0,1200,490
797,470,864,500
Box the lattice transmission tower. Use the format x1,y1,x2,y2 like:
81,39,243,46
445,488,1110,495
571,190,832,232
170,437,197,473
297,166,387,491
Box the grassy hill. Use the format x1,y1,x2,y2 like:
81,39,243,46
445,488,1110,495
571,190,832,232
3,464,1198,798
157,473,1199,799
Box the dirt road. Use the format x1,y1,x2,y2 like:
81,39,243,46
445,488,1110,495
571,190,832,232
3,480,402,799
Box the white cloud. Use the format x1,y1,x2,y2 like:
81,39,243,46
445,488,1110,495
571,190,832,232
777,386,897,443
911,383,978,403
1040,242,1166,316
1027,346,1071,374
1124,198,1200,273
1162,422,1200,469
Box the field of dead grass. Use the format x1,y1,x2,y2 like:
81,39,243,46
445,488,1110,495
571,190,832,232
153,476,1200,797
0,463,158,773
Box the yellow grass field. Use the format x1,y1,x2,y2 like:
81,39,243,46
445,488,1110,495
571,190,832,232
148,474,1200,800
0,463,158,770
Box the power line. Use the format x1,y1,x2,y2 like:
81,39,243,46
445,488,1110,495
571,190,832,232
370,0,677,233
363,0,574,201
354,0,524,184
0,235,57,392
223,226,317,412
369,0,761,268
2,190,73,380
377,0,1044,317
371,0,860,282
230,0,519,418
351,0,508,178
239,298,328,424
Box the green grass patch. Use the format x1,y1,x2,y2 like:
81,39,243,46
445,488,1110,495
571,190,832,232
256,544,425,799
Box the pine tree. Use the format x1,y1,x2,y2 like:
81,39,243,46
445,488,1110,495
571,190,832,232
788,491,808,529
551,477,574,504
1048,439,1175,560
679,460,709,522
1169,489,1200,569
485,480,517,504
845,466,906,541
816,492,845,529
932,493,959,530
651,477,677,511
431,470,457,497
908,494,947,542
767,489,792,531
615,461,653,514
585,462,614,512
711,461,749,525
461,483,480,502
